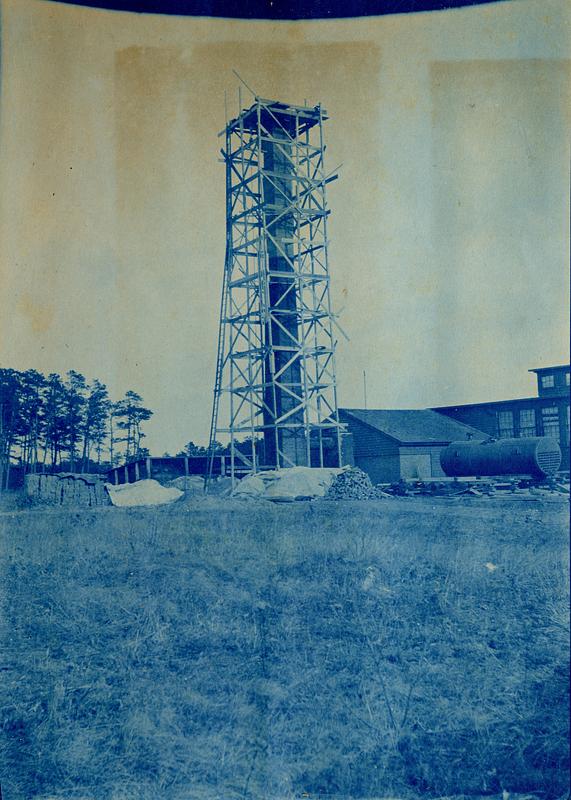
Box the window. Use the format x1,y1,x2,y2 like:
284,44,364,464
498,410,514,438
519,409,536,437
541,374,555,388
542,406,560,440
565,406,570,445
566,372,570,387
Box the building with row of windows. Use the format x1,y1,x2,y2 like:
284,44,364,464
339,364,569,483
433,364,570,471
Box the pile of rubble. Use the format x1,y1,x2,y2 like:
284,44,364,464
378,476,570,499
324,467,382,500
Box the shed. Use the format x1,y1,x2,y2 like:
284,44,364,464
339,408,487,484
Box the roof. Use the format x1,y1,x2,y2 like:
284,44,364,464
434,396,544,411
340,408,487,445
225,99,325,137
529,364,570,374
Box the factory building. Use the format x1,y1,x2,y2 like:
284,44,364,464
433,364,570,471
338,409,486,484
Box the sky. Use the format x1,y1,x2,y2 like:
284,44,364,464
0,0,569,454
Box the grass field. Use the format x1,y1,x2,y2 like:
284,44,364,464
0,498,569,799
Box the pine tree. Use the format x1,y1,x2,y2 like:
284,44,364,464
0,366,154,486
81,380,110,472
16,369,46,473
115,391,153,462
63,371,87,472
0,369,21,489
42,373,67,469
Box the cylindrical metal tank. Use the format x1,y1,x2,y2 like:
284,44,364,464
440,437,562,479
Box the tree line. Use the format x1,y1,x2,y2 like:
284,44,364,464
0,368,153,488
170,438,262,464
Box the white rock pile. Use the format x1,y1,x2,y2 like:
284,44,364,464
105,479,183,507
233,466,342,501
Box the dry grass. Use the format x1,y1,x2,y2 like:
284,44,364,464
0,499,568,799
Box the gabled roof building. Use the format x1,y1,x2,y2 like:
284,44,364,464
339,408,486,484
